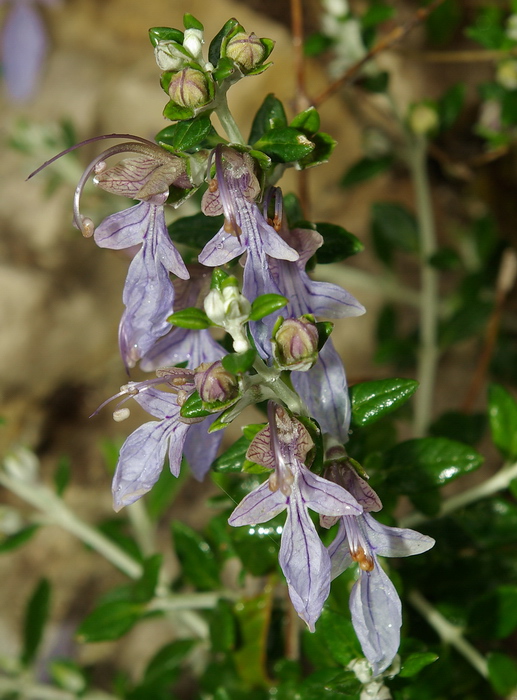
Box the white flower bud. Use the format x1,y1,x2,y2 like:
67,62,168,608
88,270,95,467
408,103,439,136
183,28,204,62
154,41,190,71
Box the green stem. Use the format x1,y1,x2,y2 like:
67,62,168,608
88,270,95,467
252,356,307,415
0,676,116,700
400,460,517,528
408,590,488,679
408,135,440,438
215,97,245,144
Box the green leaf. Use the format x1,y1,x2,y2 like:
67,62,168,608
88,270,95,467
149,27,184,47
167,307,211,329
283,192,304,228
171,521,220,590
49,660,87,694
439,299,493,348
233,588,273,687
371,202,419,265
487,652,517,696
249,293,288,320
211,267,230,290
22,578,51,665
362,2,395,29
179,390,211,419
253,127,314,163
340,156,392,188
426,0,461,46
53,456,70,496
143,639,196,686
466,7,509,50
304,32,333,57
132,555,162,603
163,101,195,122
0,524,39,553
146,461,188,520
231,512,282,576
469,586,517,639
209,19,241,66
312,222,364,264
456,497,517,547
323,670,362,697
318,608,362,666
488,383,517,459
384,438,484,493
213,435,251,472
290,107,320,135
399,651,439,677
156,114,214,151
248,94,287,145
209,599,236,653
350,378,419,427
77,600,145,643
438,83,466,131
222,349,256,374
298,131,336,169
429,411,486,446
183,13,203,31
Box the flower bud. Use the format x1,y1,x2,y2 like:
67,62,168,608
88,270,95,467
195,361,239,404
497,59,517,91
183,28,204,63
226,32,265,72
154,40,190,71
408,102,439,136
168,67,211,109
272,316,319,371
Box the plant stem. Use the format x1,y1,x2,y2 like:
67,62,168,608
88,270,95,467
400,460,517,528
148,591,236,612
215,97,245,144
126,499,156,558
408,135,439,437
0,470,143,580
0,676,116,700
408,590,488,678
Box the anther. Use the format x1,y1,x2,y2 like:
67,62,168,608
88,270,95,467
81,217,95,238
113,408,131,422
208,179,218,193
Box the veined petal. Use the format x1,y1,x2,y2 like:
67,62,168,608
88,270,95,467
133,386,181,421
349,562,402,676
153,207,189,279
328,519,354,580
257,216,299,262
228,480,286,526
94,201,149,249
292,341,351,442
140,327,225,371
198,226,247,266
112,420,171,510
279,492,331,631
183,416,223,480
300,275,365,319
300,469,362,516
167,420,191,477
363,513,435,558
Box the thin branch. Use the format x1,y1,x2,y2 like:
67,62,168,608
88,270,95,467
312,0,448,108
403,47,517,63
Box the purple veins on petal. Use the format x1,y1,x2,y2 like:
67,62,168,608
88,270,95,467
183,416,224,481
2,1,47,102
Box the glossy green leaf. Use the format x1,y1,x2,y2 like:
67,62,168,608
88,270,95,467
209,599,236,653
222,349,256,374
290,107,320,135
132,555,162,603
248,94,287,145
318,608,362,666
323,670,362,697
0,524,39,553
22,578,51,665
163,100,195,122
384,438,484,492
233,587,273,687
350,378,419,427
371,202,419,265
231,512,282,576
456,497,517,547
487,652,517,696
143,639,196,686
488,383,517,459
253,127,314,163
77,599,144,643
469,586,517,639
298,131,336,169
340,156,392,188
283,192,304,228
438,83,466,131
312,222,364,263
183,13,203,31
156,114,214,151
171,521,220,590
429,411,486,446
249,293,288,321
209,18,241,66
213,435,250,472
148,27,184,47
399,651,439,677
179,390,212,419
167,307,211,329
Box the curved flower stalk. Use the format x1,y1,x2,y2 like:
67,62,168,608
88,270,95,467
228,403,363,631
323,452,435,675
198,146,300,351
95,368,222,510
140,265,226,371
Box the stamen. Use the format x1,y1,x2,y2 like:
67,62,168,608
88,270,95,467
214,144,242,238
208,178,218,193
351,546,375,572
113,408,131,422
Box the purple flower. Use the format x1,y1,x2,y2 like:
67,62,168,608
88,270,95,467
325,459,435,675
268,225,365,442
96,369,222,510
228,404,362,631
2,0,55,102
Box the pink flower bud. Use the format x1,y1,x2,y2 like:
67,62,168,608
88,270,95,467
226,32,265,72
194,361,238,405
272,317,319,371
168,67,211,109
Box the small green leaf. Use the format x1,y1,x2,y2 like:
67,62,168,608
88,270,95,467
211,267,230,290
350,378,419,427
171,521,220,590
371,202,419,265
167,307,211,329
297,131,336,169
283,192,304,228
399,651,439,677
156,114,214,151
183,13,203,31
77,600,144,643
0,524,39,553
318,608,362,666
132,555,162,604
149,27,184,47
290,107,320,135
222,349,256,374
429,411,486,446
248,94,287,145
49,660,87,694
384,438,484,492
233,588,273,687
53,456,70,496
253,127,314,163
315,321,334,351
469,586,517,639
210,600,236,653
438,83,466,131
213,435,250,472
249,293,288,321
22,578,51,665
341,156,393,188
143,639,197,686
163,101,195,122
179,391,211,419
488,383,517,459
313,222,364,264
487,652,517,696
209,18,241,66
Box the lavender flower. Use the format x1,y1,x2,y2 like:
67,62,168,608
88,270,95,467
324,456,435,675
228,404,362,630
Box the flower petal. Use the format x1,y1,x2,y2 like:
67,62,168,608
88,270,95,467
183,417,223,480
140,327,225,371
349,562,402,676
228,480,286,526
133,386,181,421
300,469,362,516
198,226,246,266
363,513,435,558
2,2,47,102
327,519,354,580
94,202,149,249
279,491,331,631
